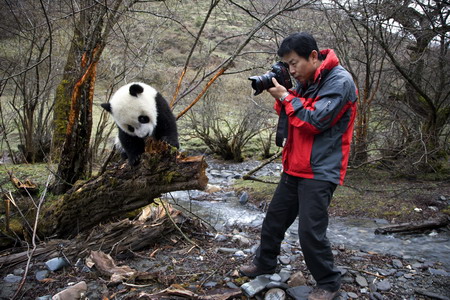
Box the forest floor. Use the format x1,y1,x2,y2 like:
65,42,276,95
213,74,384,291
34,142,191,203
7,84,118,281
1,158,450,299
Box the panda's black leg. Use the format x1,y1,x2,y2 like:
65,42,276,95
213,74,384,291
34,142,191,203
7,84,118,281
118,128,146,166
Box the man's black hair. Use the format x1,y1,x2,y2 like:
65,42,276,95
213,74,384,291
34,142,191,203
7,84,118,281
277,32,323,60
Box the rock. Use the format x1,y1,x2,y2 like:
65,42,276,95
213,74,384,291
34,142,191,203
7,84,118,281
376,279,391,291
36,270,49,281
241,276,271,297
270,273,282,282
13,268,24,276
45,257,69,272
278,256,290,265
52,281,87,300
205,184,221,193
36,296,52,300
286,286,313,299
233,250,246,257
392,259,403,269
215,234,227,242
278,270,291,283
348,291,358,298
239,192,249,205
217,247,239,253
287,271,306,287
266,281,289,289
428,268,449,276
264,288,286,300
226,281,239,289
232,234,251,246
203,281,217,288
355,275,368,287
4,274,22,283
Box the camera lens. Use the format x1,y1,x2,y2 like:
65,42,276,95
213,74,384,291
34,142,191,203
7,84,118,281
248,72,275,96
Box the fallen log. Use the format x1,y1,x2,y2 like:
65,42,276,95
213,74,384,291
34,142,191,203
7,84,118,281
374,216,449,235
39,140,208,238
0,202,204,269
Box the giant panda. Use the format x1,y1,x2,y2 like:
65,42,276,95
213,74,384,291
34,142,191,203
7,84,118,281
101,82,179,166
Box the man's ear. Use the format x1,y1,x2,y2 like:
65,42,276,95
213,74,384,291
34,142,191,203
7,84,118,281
310,50,319,61
101,103,111,113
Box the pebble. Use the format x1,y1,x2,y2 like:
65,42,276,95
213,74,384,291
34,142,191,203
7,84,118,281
35,270,49,281
270,274,281,282
241,276,271,297
287,271,306,287
348,291,358,298
355,275,368,287
239,192,249,205
45,257,69,272
264,288,286,300
392,259,403,269
376,279,391,291
266,281,289,289
278,256,290,265
4,274,22,283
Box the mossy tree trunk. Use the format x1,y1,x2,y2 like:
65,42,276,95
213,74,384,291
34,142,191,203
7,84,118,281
2,141,208,243
50,0,132,194
45,142,208,238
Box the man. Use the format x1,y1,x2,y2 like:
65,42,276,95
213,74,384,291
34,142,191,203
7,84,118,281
240,32,357,300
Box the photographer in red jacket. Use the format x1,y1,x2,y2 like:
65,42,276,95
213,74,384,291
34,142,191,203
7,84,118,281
240,32,357,300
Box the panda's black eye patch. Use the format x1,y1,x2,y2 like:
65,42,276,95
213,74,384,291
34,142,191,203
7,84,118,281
127,125,135,132
138,116,150,124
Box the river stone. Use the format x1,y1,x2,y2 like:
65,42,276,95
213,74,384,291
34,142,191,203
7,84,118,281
45,257,69,272
4,274,22,283
279,256,291,265
279,270,291,283
355,275,368,287
241,276,271,297
264,288,286,300
347,292,358,298
35,270,49,281
287,271,306,287
266,281,289,289
376,279,391,291
13,268,24,276
232,234,251,246
428,268,449,276
286,286,313,299
270,273,282,282
392,259,403,269
239,192,249,205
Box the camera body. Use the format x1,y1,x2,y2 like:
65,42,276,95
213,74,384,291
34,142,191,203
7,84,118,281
249,62,293,96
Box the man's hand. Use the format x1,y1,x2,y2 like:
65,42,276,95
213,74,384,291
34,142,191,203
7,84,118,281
268,77,288,100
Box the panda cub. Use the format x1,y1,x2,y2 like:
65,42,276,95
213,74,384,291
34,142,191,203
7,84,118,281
101,82,179,166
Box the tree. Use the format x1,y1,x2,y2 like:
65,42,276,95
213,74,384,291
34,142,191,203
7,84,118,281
0,0,55,163
334,0,450,172
51,0,138,194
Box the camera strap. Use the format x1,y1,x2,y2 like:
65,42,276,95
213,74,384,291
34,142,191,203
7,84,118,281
275,106,288,147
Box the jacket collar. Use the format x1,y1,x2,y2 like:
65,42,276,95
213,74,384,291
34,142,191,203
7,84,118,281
313,49,340,82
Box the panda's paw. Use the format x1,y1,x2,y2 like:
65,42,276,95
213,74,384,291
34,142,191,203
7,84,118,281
128,156,141,166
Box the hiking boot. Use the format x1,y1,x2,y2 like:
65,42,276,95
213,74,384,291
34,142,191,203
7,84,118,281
239,263,275,278
308,287,339,300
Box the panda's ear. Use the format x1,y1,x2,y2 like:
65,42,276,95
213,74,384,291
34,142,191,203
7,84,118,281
101,103,112,113
129,84,144,97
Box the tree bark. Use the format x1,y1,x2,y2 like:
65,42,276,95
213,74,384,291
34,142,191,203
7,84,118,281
41,140,208,238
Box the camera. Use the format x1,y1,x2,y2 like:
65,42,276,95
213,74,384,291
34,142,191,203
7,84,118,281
248,62,293,96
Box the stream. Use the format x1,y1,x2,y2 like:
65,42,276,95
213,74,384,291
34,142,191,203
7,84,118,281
163,159,450,271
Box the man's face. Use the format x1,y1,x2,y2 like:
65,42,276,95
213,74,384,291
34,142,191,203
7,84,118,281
282,50,319,85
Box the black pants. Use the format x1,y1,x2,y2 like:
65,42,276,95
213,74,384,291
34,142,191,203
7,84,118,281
253,173,341,292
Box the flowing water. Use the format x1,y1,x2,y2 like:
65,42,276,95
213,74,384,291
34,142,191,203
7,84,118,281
162,158,450,270
165,189,450,271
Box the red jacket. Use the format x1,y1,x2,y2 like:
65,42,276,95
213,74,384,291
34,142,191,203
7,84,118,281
274,49,357,185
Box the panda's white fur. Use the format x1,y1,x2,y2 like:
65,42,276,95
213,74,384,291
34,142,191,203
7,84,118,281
108,82,157,139
101,82,179,165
